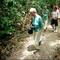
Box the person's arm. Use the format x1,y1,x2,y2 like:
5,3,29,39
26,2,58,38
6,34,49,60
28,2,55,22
39,17,44,29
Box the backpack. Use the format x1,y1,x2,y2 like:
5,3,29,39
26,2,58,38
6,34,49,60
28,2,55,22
28,27,33,34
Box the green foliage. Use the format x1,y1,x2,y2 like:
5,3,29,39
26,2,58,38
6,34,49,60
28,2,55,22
0,0,20,39
0,0,59,39
0,0,30,39
1,0,60,60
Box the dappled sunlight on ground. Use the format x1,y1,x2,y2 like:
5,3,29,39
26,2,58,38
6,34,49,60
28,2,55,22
20,49,34,60
9,31,60,60
49,40,60,47
19,36,36,60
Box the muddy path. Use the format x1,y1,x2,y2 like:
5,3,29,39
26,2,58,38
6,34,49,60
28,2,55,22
8,29,60,60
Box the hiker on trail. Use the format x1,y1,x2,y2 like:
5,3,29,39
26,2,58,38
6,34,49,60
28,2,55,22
56,5,59,13
51,6,58,32
58,8,60,22
42,6,49,31
55,6,60,26
29,8,43,46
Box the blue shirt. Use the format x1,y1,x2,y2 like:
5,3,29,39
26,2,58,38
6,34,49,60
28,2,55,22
32,14,43,32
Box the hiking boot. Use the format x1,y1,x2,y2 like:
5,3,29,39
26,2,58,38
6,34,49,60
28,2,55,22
54,30,58,32
39,41,41,46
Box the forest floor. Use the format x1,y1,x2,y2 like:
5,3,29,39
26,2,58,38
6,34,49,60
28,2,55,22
8,25,60,60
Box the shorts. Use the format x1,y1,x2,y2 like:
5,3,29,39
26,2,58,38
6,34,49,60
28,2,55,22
51,19,58,26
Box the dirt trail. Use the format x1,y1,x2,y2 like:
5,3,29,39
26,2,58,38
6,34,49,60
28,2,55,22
8,31,60,60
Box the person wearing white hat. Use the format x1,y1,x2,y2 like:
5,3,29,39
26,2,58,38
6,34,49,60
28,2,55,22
29,8,43,47
29,8,37,13
51,6,58,32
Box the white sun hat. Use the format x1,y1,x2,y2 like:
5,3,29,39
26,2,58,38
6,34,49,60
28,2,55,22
29,8,37,13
